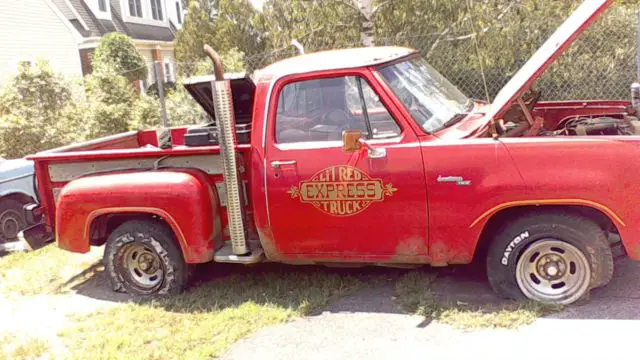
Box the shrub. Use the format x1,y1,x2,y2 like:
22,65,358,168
130,95,162,130
165,84,210,127
81,68,137,139
92,33,148,82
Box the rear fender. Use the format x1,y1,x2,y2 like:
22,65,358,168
55,170,221,263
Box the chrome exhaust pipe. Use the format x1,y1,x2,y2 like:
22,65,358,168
204,45,248,255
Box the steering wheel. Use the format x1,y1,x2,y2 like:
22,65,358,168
323,109,368,133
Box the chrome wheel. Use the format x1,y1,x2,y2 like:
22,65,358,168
120,243,164,291
515,240,590,304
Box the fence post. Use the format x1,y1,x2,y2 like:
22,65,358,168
154,60,169,128
154,60,171,149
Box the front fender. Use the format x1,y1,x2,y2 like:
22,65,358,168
55,170,221,263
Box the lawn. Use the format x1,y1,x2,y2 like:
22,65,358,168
1,246,549,359
0,244,102,296
60,268,365,359
394,271,560,329
0,246,369,359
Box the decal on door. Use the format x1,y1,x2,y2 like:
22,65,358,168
287,165,397,217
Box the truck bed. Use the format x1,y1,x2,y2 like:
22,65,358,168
27,127,252,231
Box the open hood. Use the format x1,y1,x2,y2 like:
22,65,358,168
183,73,256,124
487,0,613,121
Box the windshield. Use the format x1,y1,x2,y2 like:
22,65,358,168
378,57,470,133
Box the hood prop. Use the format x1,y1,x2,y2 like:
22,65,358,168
204,45,248,256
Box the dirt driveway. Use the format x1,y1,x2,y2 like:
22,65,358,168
222,258,640,360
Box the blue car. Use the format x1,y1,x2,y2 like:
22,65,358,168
0,158,35,243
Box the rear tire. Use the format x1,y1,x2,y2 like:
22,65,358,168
0,199,27,244
104,220,188,296
486,212,613,305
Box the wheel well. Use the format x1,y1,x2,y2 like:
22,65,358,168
0,193,34,206
89,212,174,246
475,205,619,260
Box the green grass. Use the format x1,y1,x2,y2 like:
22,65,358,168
0,245,558,359
60,268,365,359
1,245,372,359
0,245,101,296
395,271,560,329
0,333,50,360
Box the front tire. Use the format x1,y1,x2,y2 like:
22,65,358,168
486,212,613,305
104,220,188,296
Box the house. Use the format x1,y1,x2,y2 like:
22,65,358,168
0,0,84,84
53,0,184,88
0,0,184,89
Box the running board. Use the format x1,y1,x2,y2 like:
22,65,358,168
214,241,264,264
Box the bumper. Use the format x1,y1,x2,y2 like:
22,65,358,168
23,203,43,225
18,222,53,251
20,203,53,250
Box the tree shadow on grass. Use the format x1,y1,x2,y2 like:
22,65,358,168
66,256,640,322
69,261,413,315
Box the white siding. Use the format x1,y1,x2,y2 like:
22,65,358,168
139,49,154,88
0,0,82,85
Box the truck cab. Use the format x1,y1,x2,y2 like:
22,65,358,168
22,0,639,304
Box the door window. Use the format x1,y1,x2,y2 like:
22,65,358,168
275,76,400,143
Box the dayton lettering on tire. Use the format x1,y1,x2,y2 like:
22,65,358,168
501,231,530,265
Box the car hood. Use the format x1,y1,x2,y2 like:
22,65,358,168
0,158,34,178
486,0,613,122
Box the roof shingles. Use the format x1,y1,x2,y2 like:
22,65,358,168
53,0,175,42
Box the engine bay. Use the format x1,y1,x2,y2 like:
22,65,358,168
498,88,640,138
540,116,640,136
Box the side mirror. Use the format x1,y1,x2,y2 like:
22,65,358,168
342,130,362,153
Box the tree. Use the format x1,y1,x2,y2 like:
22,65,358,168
0,61,82,158
175,0,263,66
258,0,361,54
92,33,147,82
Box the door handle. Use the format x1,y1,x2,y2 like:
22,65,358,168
359,139,387,159
271,160,297,168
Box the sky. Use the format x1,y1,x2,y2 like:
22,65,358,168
250,0,265,10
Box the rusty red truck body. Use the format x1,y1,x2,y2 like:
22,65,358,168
21,0,638,303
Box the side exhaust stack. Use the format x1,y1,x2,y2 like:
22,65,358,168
204,45,248,255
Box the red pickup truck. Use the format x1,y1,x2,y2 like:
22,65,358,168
21,0,635,304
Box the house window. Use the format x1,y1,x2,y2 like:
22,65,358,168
128,0,142,17
176,1,182,24
98,0,107,12
164,61,173,82
150,0,163,20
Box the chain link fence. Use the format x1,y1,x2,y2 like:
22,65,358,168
177,5,638,103
385,6,637,101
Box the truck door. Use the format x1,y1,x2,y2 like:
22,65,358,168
264,71,428,261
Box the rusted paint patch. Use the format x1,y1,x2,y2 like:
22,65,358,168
430,241,473,266
392,237,428,263
257,228,281,261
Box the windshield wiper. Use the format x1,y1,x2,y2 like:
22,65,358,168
464,98,480,112
433,113,467,132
